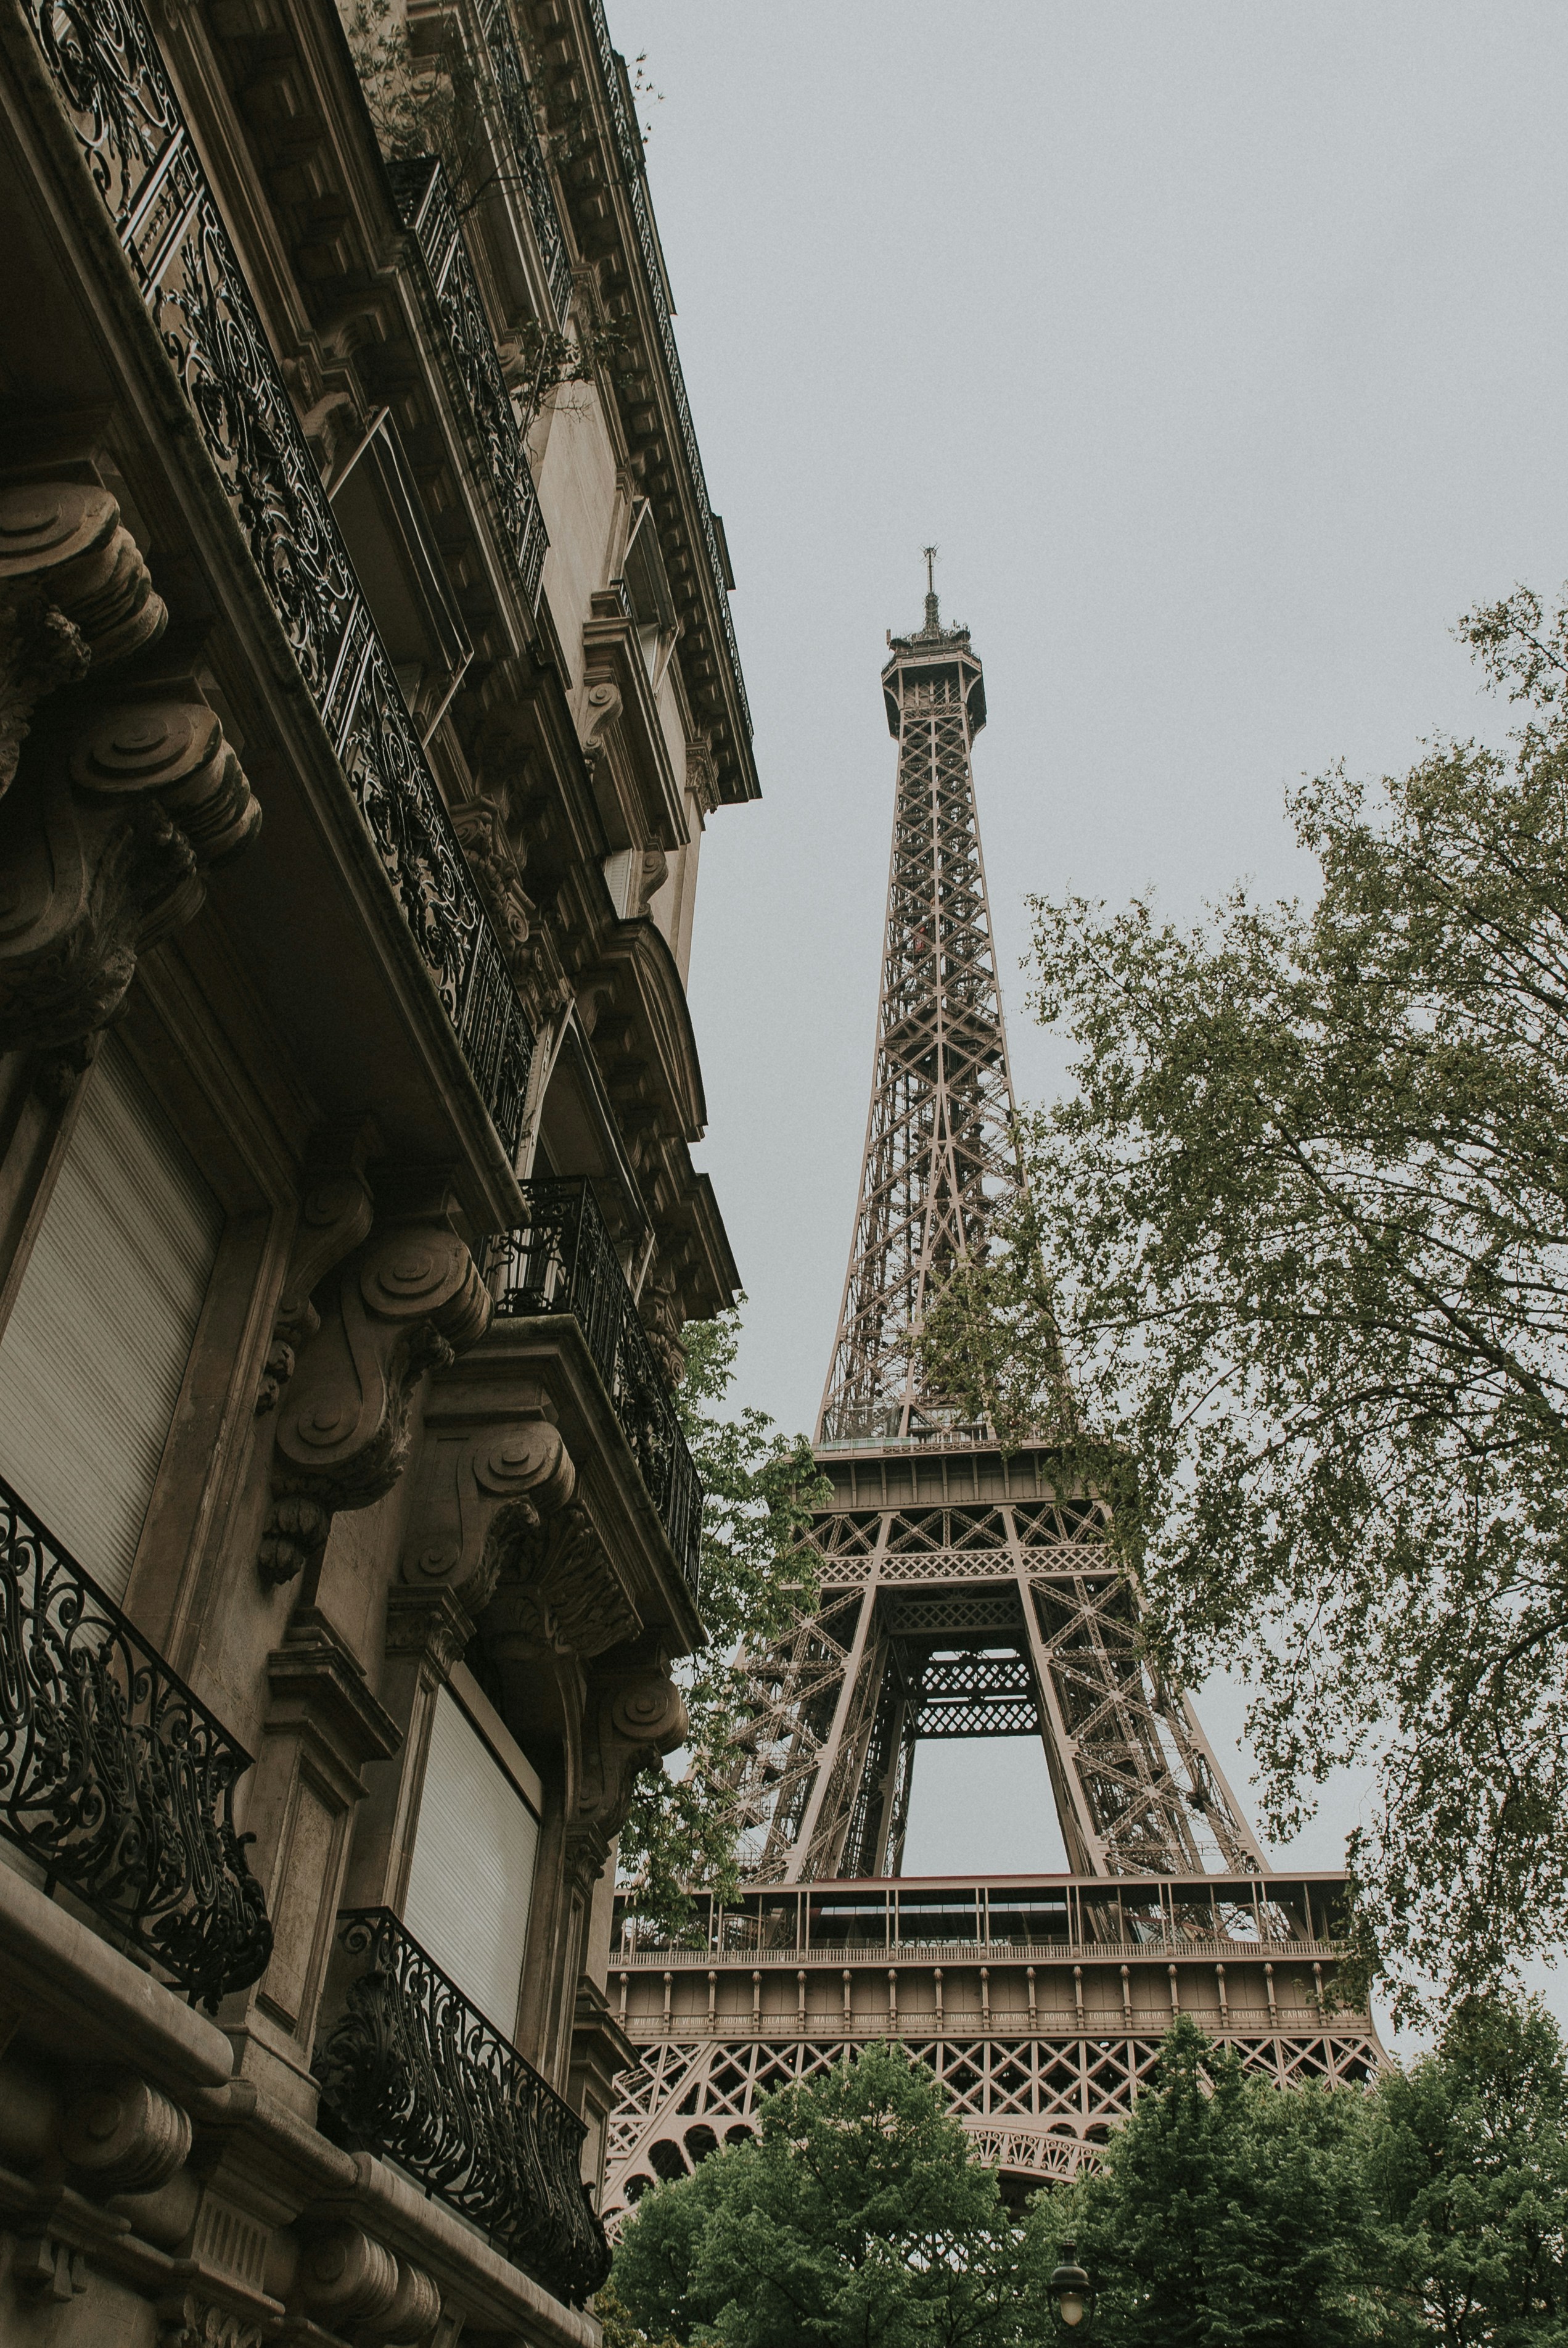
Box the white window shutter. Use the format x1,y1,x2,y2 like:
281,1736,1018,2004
0,1034,222,1605
404,1684,540,2041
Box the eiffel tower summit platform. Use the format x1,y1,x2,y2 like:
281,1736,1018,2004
604,566,1384,2213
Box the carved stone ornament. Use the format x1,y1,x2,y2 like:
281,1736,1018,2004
400,1416,576,1618
296,2223,441,2346
257,1127,376,1413
639,1267,686,1391
258,1205,491,1586
564,1655,689,1879
482,1495,638,1660
59,2068,192,2194
0,694,260,1071
685,734,719,818
158,2295,266,2348
453,784,535,978
580,678,621,775
0,482,167,799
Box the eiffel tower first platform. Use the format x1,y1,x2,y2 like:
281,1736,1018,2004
604,567,1384,2212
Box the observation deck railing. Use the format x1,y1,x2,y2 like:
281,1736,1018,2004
0,1475,272,2010
313,1908,610,2305
489,1179,703,1597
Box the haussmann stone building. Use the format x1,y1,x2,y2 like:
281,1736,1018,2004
0,1,756,2341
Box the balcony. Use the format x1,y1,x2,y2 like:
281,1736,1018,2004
390,156,549,614
313,1908,610,2305
0,1476,272,2011
489,1180,703,1597
20,0,535,1156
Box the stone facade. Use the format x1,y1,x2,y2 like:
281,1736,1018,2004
0,1,750,2340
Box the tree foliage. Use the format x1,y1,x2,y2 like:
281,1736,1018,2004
612,2041,1050,2348
1369,1995,1568,2343
1035,2015,1387,2346
618,1311,826,1937
609,2004,1568,2348
922,587,1568,2014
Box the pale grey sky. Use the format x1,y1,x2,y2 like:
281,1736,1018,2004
607,1,1568,2029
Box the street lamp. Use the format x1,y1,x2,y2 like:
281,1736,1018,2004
1049,2240,1096,2333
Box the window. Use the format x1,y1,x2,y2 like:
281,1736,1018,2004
404,1679,541,2040
0,1034,221,1605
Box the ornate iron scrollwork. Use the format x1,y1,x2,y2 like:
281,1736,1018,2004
476,0,573,327
314,1908,611,2307
390,157,549,614
489,1180,703,1597
0,1475,272,2009
23,0,533,1154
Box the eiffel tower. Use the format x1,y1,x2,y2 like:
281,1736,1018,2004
604,566,1383,2212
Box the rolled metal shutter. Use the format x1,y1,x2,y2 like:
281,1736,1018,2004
404,1684,540,2041
0,1035,221,1605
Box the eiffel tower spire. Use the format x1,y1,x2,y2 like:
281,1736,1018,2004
818,566,1019,1443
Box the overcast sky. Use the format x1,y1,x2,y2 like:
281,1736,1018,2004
606,1,1568,2028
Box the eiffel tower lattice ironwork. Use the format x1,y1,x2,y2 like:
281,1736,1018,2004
602,570,1383,2218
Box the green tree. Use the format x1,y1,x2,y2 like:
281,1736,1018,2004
618,1311,827,1936
1368,1994,1568,2344
922,585,1568,2014
613,2041,1046,2348
1030,2016,1390,2346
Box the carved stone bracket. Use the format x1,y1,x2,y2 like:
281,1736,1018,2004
482,1496,637,1660
563,1651,688,1887
579,677,622,778
0,690,260,1079
295,2222,441,2345
0,482,167,797
453,783,535,980
59,2069,192,2195
257,1123,377,1413
400,1414,575,1620
258,1189,491,1586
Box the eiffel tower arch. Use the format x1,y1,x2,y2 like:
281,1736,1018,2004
605,569,1385,2214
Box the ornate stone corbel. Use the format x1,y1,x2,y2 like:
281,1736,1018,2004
58,2068,192,2195
685,734,719,818
399,1415,576,1620
295,2223,440,2344
157,2297,265,2348
0,481,167,797
482,1496,638,1660
0,693,260,1079
638,1266,686,1390
257,1124,377,1413
564,1649,689,1884
453,783,535,975
258,1190,491,1586
580,677,621,776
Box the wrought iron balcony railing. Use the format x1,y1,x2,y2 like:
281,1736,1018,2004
390,157,549,614
475,0,573,327
23,0,533,1155
489,1180,703,1597
313,1908,611,2306
0,1476,272,2009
